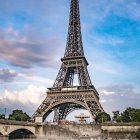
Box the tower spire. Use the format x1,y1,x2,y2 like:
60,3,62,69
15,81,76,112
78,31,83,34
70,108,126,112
64,0,84,57
52,0,91,89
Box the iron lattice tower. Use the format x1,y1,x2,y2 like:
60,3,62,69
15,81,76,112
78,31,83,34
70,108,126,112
33,0,103,123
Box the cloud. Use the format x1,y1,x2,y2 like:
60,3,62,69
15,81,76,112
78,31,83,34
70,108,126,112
0,85,46,115
100,99,107,103
112,0,140,21
19,72,54,87
0,83,139,119
0,27,65,68
93,35,124,47
0,67,54,94
100,90,115,96
81,0,140,23
84,31,140,88
98,84,140,115
87,45,127,78
0,69,17,82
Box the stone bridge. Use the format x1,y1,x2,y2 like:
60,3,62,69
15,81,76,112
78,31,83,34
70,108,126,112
0,120,36,140
0,120,35,135
0,120,140,140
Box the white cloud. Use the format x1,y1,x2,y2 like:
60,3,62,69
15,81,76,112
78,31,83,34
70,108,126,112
100,99,107,103
113,0,140,21
0,85,47,116
0,85,46,105
100,90,115,96
19,72,54,86
99,84,140,115
82,0,140,23
93,35,124,47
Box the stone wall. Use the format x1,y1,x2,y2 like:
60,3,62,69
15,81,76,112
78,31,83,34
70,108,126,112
38,123,140,139
41,124,101,139
101,123,140,138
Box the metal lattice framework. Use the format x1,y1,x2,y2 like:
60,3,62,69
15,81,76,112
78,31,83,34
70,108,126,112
32,0,104,123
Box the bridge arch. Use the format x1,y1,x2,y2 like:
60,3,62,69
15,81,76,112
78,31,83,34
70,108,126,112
42,100,93,121
8,127,35,135
8,128,35,139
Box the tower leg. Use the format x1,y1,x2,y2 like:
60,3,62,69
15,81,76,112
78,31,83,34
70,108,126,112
53,104,70,122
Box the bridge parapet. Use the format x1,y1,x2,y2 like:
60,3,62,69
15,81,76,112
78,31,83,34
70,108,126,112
102,122,140,131
0,119,35,126
102,122,140,126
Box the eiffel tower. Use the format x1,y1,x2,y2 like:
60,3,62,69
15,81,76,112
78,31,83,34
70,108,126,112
33,0,103,123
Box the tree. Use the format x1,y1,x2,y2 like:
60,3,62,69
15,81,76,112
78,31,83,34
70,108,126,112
120,107,140,122
112,110,122,122
0,114,5,119
114,107,140,123
95,112,111,123
8,110,30,121
112,110,120,121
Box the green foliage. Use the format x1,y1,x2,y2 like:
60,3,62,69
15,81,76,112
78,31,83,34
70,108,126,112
95,112,111,123
112,110,120,122
115,116,122,122
8,110,30,121
135,130,140,138
0,114,5,119
113,107,140,123
119,107,140,122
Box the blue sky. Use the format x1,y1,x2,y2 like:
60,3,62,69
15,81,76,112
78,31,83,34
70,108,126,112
0,0,140,120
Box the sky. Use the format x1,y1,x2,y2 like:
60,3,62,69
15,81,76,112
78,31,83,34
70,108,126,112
0,0,140,121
